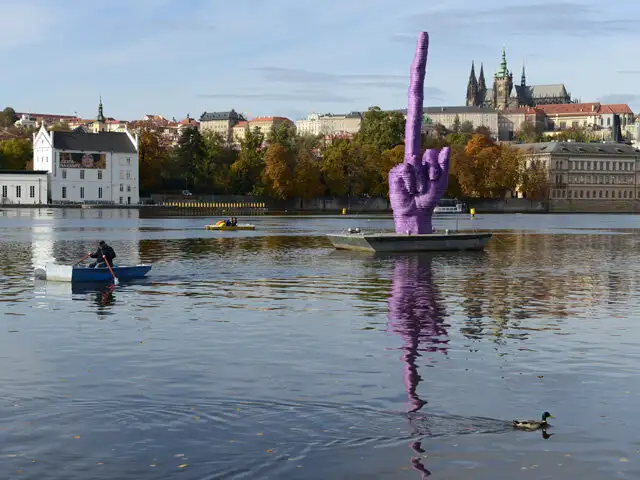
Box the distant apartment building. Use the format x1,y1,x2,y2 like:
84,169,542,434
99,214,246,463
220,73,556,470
539,103,635,131
229,117,294,146
128,114,199,145
421,106,500,138
232,121,248,144
14,112,77,129
295,112,362,136
514,142,639,212
199,109,246,142
395,102,635,141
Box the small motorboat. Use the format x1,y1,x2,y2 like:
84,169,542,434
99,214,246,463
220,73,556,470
205,221,255,231
34,263,152,283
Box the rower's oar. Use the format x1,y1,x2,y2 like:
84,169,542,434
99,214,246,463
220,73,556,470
103,255,120,285
75,253,90,266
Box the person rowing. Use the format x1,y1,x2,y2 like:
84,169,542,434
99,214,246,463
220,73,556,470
87,240,117,268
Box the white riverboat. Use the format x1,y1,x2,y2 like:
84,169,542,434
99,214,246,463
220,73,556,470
433,198,464,214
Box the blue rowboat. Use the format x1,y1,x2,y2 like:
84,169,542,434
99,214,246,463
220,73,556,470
35,264,152,283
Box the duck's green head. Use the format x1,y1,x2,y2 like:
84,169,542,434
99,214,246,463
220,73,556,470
542,411,553,420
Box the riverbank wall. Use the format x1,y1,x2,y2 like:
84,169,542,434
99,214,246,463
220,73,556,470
5,196,640,214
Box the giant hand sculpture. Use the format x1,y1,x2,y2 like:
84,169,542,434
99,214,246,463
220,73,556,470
389,32,450,234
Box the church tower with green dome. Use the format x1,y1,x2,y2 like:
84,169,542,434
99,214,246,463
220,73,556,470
492,47,513,110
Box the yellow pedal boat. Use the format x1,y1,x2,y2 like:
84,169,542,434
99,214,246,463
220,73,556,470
206,221,256,231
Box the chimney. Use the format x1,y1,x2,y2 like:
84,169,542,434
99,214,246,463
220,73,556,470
591,104,596,112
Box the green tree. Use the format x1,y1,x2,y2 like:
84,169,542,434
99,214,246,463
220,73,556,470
176,127,205,190
521,159,549,200
138,124,170,195
49,121,71,132
266,121,296,150
357,106,405,151
263,143,295,199
201,131,237,193
0,107,17,128
556,127,588,142
452,114,461,134
292,147,324,199
445,132,473,146
0,138,32,170
515,120,544,143
460,120,474,134
433,123,448,138
371,145,404,197
232,127,265,194
474,125,492,138
322,139,376,196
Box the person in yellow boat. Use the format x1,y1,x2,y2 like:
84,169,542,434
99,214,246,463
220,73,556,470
231,217,238,226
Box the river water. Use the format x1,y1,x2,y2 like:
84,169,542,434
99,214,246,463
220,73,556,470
1,208,639,479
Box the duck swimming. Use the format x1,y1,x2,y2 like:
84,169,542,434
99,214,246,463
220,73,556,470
512,411,553,431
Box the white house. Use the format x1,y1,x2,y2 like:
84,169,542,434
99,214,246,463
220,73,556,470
32,125,140,205
0,170,48,205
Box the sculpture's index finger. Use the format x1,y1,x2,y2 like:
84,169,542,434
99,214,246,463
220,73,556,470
404,32,430,162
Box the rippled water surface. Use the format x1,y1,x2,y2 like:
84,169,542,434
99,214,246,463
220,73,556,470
1,208,640,479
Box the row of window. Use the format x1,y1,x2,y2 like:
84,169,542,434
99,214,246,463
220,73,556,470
61,169,103,180
551,189,637,199
59,186,132,204
1,185,36,198
549,116,617,130
61,186,104,199
559,160,633,172
567,175,634,185
58,184,133,199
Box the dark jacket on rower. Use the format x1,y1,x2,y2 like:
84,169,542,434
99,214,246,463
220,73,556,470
90,242,116,265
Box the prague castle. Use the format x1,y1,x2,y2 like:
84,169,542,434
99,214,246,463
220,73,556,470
466,48,573,110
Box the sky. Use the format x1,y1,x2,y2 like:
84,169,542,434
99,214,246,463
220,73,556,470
1,0,639,122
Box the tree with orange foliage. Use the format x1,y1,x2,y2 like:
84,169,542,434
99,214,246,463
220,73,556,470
457,135,525,197
465,133,495,157
371,144,404,197
263,143,294,199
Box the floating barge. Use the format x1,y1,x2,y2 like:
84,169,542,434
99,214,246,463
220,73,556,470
326,230,492,253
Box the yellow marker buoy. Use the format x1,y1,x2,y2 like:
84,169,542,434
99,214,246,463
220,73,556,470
342,208,347,215
470,207,476,218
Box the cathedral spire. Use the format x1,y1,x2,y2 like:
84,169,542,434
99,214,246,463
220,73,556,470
97,95,105,123
478,62,487,91
496,46,509,78
466,61,479,106
521,64,526,87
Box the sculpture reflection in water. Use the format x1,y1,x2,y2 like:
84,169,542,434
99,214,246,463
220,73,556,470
387,255,449,478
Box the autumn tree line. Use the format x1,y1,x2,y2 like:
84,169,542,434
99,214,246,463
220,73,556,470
0,104,548,200
138,108,548,200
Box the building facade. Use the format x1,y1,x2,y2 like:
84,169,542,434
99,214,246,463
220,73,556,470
466,48,573,109
295,112,362,136
538,103,635,131
0,170,48,205
199,110,246,142
514,142,639,212
32,126,140,205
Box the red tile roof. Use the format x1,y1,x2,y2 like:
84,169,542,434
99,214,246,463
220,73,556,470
233,121,248,128
502,107,543,114
249,116,293,123
599,104,634,115
16,112,77,120
537,103,601,116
